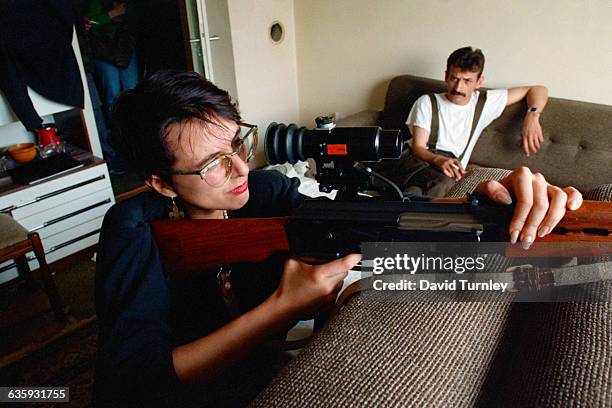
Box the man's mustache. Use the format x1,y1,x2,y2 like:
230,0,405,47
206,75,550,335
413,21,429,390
451,90,466,97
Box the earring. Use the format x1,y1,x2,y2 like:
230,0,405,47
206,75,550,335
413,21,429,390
168,197,184,219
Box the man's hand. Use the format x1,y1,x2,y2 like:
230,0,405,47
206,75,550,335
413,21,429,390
108,2,127,19
521,113,544,156
433,155,466,181
274,254,361,318
507,85,548,157
83,16,92,30
475,167,582,247
412,127,467,181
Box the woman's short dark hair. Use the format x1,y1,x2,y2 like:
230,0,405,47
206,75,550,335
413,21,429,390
111,70,241,180
446,47,485,77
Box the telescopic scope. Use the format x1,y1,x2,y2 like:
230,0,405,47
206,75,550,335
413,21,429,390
265,122,403,165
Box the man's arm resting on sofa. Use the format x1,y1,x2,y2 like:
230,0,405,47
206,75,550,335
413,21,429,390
412,126,466,181
507,85,549,157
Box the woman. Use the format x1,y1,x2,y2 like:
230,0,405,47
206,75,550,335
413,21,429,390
94,70,582,407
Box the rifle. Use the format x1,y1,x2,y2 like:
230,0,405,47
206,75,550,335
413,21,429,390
151,196,612,278
151,120,612,289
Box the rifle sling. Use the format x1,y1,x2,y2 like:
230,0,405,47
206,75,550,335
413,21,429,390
336,260,612,310
510,260,612,290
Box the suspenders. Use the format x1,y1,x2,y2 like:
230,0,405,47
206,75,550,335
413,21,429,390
427,91,488,163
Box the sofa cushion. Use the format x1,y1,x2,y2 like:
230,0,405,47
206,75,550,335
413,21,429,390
471,97,612,192
379,75,446,138
252,290,515,407
380,75,446,131
585,184,612,201
477,281,612,407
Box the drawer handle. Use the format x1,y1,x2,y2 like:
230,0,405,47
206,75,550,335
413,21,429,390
0,175,107,213
0,261,20,273
29,198,112,232
46,229,101,254
1,226,103,270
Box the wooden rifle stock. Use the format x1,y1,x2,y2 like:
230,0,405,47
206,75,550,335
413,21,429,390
151,200,612,278
151,217,290,277
506,200,612,257
536,200,612,240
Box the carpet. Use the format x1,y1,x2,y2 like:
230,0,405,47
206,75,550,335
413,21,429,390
0,257,99,407
0,320,97,407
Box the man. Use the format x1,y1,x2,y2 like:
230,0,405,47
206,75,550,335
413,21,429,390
406,46,548,196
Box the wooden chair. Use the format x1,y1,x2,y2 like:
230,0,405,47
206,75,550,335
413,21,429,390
0,213,65,322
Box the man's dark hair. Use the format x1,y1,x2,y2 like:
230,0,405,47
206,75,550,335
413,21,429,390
111,70,240,180
446,47,485,77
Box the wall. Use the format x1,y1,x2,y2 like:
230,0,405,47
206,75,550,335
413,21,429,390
294,0,612,123
228,0,299,168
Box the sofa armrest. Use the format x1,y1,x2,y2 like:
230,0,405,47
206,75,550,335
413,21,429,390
336,110,382,127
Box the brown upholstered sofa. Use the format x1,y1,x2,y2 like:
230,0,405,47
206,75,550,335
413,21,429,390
252,182,612,408
336,75,612,192
250,77,612,407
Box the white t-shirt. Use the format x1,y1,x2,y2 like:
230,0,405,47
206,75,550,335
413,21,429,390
406,89,508,168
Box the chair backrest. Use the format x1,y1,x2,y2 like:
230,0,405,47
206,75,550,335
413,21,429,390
0,214,29,256
0,216,65,321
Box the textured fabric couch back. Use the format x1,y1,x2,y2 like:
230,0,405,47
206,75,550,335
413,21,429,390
380,75,612,191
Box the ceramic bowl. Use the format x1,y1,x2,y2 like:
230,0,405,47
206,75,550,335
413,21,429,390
8,143,37,164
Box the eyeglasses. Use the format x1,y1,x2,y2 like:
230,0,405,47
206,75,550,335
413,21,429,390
167,122,258,187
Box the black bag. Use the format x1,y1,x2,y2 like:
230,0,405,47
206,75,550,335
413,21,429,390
374,145,456,197
89,20,135,68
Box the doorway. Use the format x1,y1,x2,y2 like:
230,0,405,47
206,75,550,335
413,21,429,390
180,0,238,99
77,0,238,197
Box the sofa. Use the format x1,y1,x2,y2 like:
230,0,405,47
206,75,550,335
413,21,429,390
335,74,612,193
250,76,612,407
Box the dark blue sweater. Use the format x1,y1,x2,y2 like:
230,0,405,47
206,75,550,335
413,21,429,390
94,170,302,407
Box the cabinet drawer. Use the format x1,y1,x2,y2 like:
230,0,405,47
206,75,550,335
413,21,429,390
0,163,113,285
44,230,100,265
0,227,100,280
40,217,104,254
0,262,19,284
0,163,110,213
12,179,109,222
17,189,113,239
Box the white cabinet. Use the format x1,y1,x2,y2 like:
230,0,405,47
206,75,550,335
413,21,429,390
0,24,115,285
0,160,114,283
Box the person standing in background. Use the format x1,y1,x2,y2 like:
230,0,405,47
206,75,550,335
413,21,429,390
85,0,138,175
85,0,138,124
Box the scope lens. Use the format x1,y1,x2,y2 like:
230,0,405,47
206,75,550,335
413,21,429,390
378,129,403,159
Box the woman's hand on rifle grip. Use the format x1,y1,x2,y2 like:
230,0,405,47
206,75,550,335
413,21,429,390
474,167,583,247
273,254,362,319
